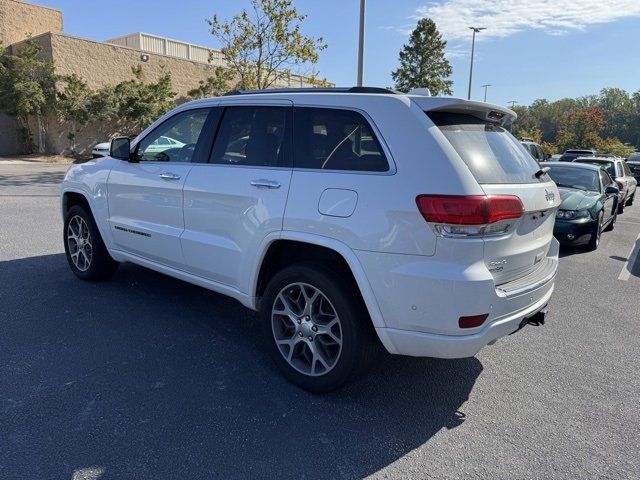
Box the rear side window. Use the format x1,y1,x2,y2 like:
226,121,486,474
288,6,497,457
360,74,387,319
428,112,541,184
210,106,290,167
293,107,389,172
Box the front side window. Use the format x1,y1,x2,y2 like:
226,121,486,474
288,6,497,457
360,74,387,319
293,107,389,172
210,106,289,167
428,112,542,184
136,109,210,163
600,170,612,191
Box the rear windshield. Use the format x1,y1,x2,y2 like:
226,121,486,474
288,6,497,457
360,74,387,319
575,160,615,176
428,112,541,184
547,166,600,192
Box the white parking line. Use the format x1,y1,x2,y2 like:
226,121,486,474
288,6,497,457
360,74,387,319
618,233,640,281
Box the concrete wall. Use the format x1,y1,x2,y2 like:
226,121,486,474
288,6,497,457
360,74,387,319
0,0,62,46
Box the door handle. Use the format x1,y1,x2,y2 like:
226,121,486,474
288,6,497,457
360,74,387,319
250,179,281,189
159,172,181,180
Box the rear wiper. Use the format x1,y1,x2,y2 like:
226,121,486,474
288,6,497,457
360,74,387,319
535,166,550,178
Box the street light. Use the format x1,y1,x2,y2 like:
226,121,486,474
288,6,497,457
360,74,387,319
467,26,486,100
357,0,366,86
481,84,491,102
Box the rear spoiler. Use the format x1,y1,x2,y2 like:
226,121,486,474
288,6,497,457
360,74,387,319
408,97,517,127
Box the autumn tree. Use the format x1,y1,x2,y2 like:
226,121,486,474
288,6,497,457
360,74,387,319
207,0,327,90
555,107,606,152
0,39,56,153
391,18,453,95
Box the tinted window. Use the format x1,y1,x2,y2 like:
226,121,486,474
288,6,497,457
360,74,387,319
136,109,210,163
599,171,611,191
293,107,388,172
547,166,600,192
575,160,615,177
210,106,289,167
429,112,541,184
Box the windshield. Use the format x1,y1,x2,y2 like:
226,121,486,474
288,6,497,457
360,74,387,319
547,166,600,192
574,160,615,176
428,112,541,184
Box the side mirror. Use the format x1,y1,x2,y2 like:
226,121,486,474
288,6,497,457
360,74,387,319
605,185,619,195
110,137,132,161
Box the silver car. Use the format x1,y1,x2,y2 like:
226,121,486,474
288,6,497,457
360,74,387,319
573,156,637,213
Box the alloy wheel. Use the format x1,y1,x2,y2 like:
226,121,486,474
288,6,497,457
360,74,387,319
67,215,93,272
271,282,343,377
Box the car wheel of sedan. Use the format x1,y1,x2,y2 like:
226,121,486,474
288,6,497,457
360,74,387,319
626,193,635,206
604,210,617,232
261,263,379,393
64,205,119,281
617,199,625,214
587,212,603,251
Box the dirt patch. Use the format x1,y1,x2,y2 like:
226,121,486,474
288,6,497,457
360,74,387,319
0,154,90,164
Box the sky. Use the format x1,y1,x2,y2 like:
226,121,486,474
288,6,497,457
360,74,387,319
34,0,640,108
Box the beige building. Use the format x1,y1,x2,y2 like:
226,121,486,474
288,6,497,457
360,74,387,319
0,0,318,155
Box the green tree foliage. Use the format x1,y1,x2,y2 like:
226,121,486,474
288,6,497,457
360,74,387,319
512,88,640,155
391,18,453,95
187,66,234,99
0,39,56,153
207,0,327,90
56,74,93,153
113,66,176,133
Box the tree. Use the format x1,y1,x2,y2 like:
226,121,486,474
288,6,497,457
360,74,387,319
555,107,606,152
56,74,93,153
391,18,453,95
187,66,234,99
114,66,176,133
207,0,326,90
0,39,56,153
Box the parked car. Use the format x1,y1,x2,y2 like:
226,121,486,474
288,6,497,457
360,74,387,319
520,140,547,162
559,149,597,162
549,154,562,161
546,162,619,250
60,87,561,392
91,141,110,158
627,152,640,181
573,156,637,213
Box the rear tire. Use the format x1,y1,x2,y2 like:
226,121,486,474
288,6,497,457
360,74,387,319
586,212,603,251
626,193,635,206
617,199,625,214
260,263,379,392
64,204,119,281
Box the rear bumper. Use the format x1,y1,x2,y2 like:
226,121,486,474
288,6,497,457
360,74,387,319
356,239,559,358
376,286,553,358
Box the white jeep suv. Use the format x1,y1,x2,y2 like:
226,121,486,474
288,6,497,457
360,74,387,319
61,87,561,392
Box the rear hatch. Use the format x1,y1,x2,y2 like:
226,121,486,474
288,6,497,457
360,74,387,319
424,106,561,286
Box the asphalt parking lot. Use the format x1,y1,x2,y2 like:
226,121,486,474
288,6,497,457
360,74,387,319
1,163,639,480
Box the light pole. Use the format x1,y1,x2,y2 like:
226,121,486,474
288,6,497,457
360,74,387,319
507,100,518,109
467,27,486,100
481,84,491,102
357,0,366,86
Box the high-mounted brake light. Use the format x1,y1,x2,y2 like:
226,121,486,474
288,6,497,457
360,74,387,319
416,195,524,225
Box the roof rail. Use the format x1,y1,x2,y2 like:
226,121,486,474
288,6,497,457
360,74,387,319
223,86,400,96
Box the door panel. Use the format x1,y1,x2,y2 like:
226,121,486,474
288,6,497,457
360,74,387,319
182,165,292,289
108,162,193,268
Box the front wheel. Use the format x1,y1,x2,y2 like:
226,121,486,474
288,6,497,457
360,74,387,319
261,263,379,392
64,204,119,280
587,212,603,251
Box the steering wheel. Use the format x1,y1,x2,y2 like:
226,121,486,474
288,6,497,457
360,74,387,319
178,143,197,163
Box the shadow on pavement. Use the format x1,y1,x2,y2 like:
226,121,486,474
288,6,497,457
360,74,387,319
0,254,482,479
0,169,66,187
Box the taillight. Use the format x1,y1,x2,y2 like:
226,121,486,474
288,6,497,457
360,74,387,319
616,180,624,190
416,195,524,237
